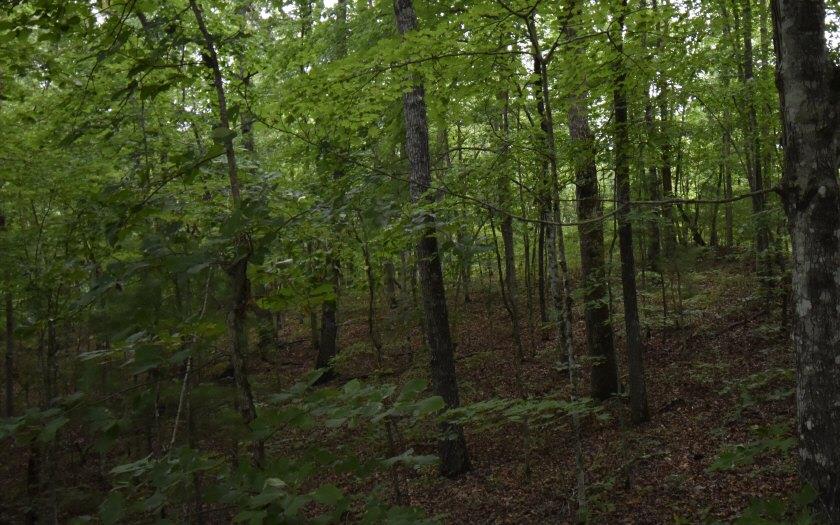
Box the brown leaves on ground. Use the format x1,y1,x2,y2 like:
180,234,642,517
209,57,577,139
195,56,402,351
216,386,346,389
264,254,796,524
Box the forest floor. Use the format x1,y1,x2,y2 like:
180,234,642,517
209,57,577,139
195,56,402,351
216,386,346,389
0,249,797,524
266,248,797,524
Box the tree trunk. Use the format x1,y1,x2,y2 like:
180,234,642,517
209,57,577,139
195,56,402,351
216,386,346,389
565,21,619,402
315,257,339,378
394,0,470,478
658,83,677,257
314,0,348,380
724,130,734,247
644,100,662,270
537,222,547,322
383,260,398,309
742,0,772,279
771,0,840,519
529,13,586,509
710,165,723,247
613,0,650,423
497,91,523,363
361,240,383,366
642,0,661,269
189,0,261,465
4,290,13,418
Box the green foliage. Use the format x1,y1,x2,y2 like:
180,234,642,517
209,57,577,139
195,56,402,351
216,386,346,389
708,423,795,472
733,485,817,525
0,0,805,521
87,372,443,523
447,395,607,431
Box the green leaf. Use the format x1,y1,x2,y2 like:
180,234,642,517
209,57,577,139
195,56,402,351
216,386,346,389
416,396,445,416
250,489,283,508
39,416,68,443
312,484,343,506
792,484,818,508
212,126,236,144
399,378,427,400
99,492,125,525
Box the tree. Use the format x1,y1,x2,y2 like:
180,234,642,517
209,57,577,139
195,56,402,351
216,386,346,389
564,0,619,401
393,0,470,478
612,0,649,423
189,0,261,464
771,0,840,519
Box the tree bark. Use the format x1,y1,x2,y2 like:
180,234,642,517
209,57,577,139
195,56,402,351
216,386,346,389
564,14,619,401
394,0,470,478
613,0,650,423
771,0,840,519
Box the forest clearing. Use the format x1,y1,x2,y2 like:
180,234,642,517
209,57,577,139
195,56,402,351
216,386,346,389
1,0,839,523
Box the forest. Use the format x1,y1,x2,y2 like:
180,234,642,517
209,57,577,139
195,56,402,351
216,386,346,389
1,0,839,523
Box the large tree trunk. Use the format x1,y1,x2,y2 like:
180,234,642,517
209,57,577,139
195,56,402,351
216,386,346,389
613,0,650,423
771,0,840,519
564,17,619,402
394,0,470,478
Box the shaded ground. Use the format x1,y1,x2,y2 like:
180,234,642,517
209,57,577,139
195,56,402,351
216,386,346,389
270,250,796,524
0,250,797,524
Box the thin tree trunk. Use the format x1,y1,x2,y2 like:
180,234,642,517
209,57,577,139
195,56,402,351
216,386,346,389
314,0,348,379
383,260,398,309
394,0,470,478
613,0,650,423
497,91,524,362
710,165,723,247
721,0,737,249
537,222,547,323
642,0,661,270
315,257,339,377
724,131,734,247
742,0,772,280
4,290,13,418
771,1,840,519
189,0,261,465
527,11,587,513
644,101,662,270
658,83,678,257
531,48,559,332
361,239,383,366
